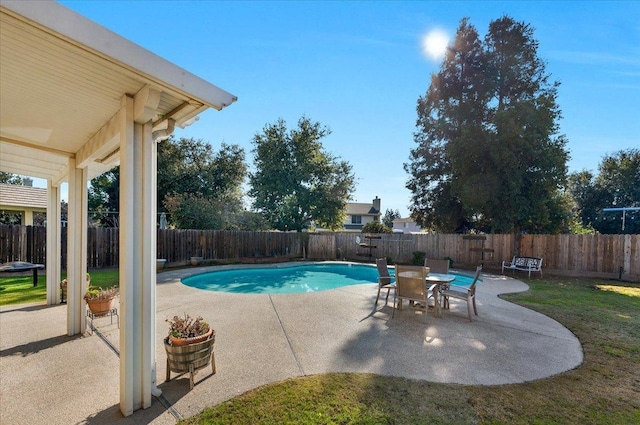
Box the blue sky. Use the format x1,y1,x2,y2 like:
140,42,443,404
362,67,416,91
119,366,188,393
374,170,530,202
56,1,639,217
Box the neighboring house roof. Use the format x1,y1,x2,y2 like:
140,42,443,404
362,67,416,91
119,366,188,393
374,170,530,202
0,183,46,209
347,203,380,216
393,217,415,224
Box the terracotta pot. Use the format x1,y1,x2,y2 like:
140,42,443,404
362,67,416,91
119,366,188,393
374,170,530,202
86,296,116,316
169,328,213,346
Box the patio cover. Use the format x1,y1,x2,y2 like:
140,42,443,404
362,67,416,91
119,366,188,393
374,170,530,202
0,0,236,417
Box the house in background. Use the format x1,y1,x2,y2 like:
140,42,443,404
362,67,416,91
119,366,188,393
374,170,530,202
392,217,423,234
0,180,46,225
343,196,381,231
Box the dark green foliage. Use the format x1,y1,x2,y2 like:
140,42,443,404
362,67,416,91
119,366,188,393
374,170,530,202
0,172,25,185
88,137,249,229
569,148,640,234
361,221,391,234
411,251,426,265
382,208,401,228
249,117,355,231
159,137,247,229
405,16,569,234
89,167,120,226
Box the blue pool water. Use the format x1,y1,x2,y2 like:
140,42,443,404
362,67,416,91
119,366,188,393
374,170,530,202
182,263,478,294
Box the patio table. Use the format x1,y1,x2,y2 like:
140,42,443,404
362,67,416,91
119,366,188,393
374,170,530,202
425,273,456,317
0,261,45,287
395,271,456,318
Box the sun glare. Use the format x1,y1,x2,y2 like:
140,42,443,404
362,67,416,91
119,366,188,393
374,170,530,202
422,29,449,61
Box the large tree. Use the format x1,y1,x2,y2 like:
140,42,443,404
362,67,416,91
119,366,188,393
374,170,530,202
158,137,246,209
89,136,248,229
569,148,640,234
88,167,120,226
0,172,25,185
159,137,247,229
405,16,569,234
382,208,401,228
249,117,355,231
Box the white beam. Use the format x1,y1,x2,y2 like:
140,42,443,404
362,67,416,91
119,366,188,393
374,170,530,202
76,109,122,169
46,180,61,305
119,95,136,416
66,157,87,336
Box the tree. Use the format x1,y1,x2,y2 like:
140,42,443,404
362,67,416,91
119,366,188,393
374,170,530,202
89,167,120,227
88,137,248,229
159,137,247,229
569,148,640,234
382,208,401,228
249,117,355,231
405,16,569,234
158,137,246,211
0,172,25,185
361,221,391,234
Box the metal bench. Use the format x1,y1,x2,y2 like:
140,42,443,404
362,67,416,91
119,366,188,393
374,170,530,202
502,256,543,278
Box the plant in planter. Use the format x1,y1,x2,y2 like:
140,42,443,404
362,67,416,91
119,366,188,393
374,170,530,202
84,285,118,316
164,313,216,389
166,313,213,346
60,273,92,303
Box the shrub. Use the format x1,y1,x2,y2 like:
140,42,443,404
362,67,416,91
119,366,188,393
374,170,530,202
411,251,426,265
166,313,210,339
361,221,391,234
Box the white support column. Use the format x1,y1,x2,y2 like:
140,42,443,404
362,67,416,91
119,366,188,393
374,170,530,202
141,120,160,405
46,181,61,305
119,95,137,416
119,93,164,415
66,158,88,335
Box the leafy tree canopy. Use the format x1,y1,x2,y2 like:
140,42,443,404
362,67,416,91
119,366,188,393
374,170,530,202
361,221,391,234
569,148,640,234
249,117,355,231
382,209,401,228
88,136,248,229
405,16,569,234
0,172,25,185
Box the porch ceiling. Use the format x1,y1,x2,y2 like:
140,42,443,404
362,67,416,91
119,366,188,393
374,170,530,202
0,1,236,183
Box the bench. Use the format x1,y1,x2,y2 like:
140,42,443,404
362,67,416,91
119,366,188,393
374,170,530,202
501,256,543,278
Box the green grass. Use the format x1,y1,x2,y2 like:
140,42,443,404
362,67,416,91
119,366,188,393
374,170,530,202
181,275,640,425
0,269,119,305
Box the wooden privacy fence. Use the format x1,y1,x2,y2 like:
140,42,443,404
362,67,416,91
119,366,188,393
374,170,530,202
156,229,302,264
0,224,638,280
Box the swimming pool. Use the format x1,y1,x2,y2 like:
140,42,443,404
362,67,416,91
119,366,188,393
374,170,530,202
181,263,479,294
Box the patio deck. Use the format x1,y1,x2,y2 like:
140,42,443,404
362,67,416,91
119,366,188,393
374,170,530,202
0,266,583,424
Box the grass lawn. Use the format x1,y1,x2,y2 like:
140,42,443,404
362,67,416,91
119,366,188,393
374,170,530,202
181,275,640,425
0,269,119,305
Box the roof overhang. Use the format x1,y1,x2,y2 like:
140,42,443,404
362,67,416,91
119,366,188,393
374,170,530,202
0,0,237,183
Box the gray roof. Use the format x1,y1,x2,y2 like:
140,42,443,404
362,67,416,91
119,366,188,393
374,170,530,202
0,183,47,209
346,202,380,216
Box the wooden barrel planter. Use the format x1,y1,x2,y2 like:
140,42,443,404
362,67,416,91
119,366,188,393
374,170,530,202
165,331,216,389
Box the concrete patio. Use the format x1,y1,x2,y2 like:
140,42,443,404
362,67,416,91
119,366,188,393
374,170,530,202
0,266,583,424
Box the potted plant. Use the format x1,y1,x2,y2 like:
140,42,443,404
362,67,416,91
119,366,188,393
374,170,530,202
166,313,213,346
60,272,91,304
84,285,118,316
164,313,216,389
